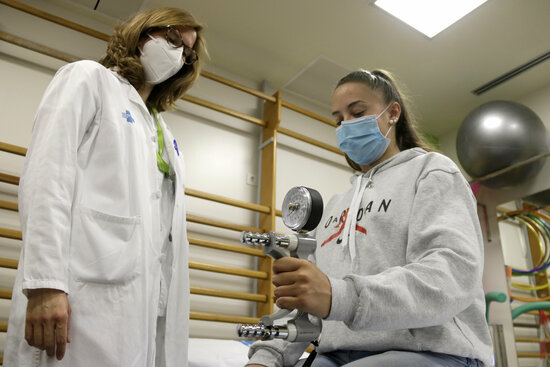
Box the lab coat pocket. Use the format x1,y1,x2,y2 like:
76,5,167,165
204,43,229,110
70,206,141,284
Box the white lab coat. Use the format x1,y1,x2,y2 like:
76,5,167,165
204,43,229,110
5,60,190,367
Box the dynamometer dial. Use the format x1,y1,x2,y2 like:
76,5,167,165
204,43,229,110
281,186,323,232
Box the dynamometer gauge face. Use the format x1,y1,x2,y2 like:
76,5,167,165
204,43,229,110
281,186,323,232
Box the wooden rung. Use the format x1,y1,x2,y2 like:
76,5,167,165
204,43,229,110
190,286,266,303
278,127,343,156
516,337,550,343
0,0,110,41
281,100,337,128
0,258,19,269
201,70,276,103
514,322,538,328
182,95,266,127
185,188,270,214
189,261,267,279
0,172,19,185
190,311,259,324
0,227,22,240
0,30,78,65
186,213,262,233
0,289,12,300
518,352,550,358
0,200,18,212
188,236,264,257
0,141,27,156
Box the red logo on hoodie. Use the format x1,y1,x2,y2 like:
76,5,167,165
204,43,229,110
321,208,367,247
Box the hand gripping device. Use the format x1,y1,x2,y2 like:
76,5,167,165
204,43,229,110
236,186,323,342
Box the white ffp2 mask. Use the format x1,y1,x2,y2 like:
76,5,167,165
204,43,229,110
140,36,184,84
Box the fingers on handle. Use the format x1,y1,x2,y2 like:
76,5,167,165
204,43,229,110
272,257,300,273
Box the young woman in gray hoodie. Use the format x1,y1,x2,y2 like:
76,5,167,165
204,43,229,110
246,70,493,367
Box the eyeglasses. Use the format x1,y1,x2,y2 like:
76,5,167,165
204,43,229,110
148,25,198,65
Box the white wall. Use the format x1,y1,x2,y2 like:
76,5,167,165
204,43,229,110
0,0,353,346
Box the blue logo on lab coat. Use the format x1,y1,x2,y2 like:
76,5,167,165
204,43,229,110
173,139,180,156
122,110,134,123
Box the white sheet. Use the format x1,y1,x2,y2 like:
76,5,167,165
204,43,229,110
189,338,253,367
188,338,310,367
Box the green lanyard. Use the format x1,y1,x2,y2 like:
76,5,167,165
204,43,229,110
152,107,170,177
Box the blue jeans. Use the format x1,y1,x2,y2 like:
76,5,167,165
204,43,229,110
293,350,484,367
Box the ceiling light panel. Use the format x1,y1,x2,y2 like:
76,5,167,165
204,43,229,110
374,0,488,38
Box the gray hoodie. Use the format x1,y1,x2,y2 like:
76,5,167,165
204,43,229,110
247,148,493,367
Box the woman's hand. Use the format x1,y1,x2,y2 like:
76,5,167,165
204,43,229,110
25,288,71,360
272,257,332,318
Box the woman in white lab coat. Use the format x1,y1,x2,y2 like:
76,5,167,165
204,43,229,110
5,7,207,367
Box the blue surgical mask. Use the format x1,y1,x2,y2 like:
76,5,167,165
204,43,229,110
336,104,394,166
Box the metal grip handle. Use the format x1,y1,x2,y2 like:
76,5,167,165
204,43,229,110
237,323,266,338
240,232,271,246
237,323,289,340
241,231,291,259
241,231,290,248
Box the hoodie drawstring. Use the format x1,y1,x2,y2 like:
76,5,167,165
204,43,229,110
365,169,375,189
341,173,370,261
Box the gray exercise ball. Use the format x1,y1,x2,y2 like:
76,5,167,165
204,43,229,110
456,100,549,188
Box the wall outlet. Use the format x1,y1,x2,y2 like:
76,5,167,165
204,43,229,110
246,173,257,186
